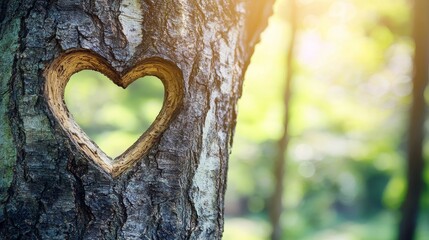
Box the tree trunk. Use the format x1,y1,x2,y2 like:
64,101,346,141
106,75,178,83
0,0,274,239
398,0,429,239
269,0,297,239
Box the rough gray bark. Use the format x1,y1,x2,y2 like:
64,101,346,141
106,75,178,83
0,0,274,239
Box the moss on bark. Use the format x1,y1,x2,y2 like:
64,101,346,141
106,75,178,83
0,18,20,206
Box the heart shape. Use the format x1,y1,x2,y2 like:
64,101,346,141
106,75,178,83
44,50,184,177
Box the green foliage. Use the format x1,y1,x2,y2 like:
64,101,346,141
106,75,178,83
64,70,164,157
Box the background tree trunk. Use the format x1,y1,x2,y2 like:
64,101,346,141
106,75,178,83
398,0,429,239
0,0,274,239
269,0,297,239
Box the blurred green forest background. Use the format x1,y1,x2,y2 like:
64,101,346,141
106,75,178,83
65,0,429,239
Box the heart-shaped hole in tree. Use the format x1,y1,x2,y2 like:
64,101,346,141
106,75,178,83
44,50,183,177
64,70,164,158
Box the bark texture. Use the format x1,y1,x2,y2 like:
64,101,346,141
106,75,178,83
0,0,274,239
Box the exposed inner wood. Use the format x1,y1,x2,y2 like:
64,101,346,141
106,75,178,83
44,49,184,177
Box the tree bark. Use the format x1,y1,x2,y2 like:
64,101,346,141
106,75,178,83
398,0,429,239
0,0,274,239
